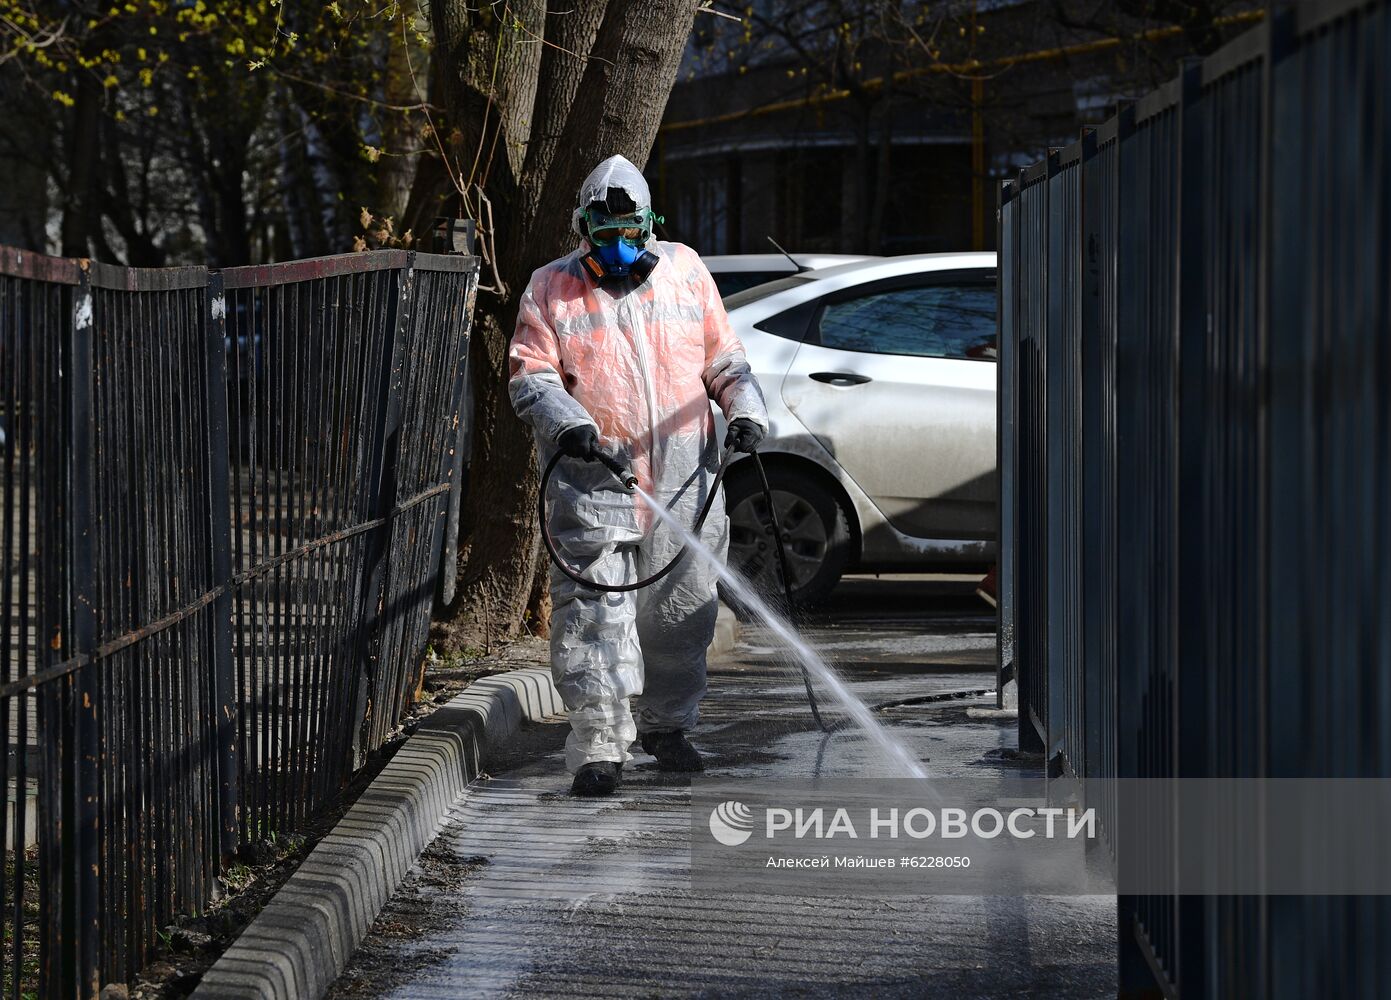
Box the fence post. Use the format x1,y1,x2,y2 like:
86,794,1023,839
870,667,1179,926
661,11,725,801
1078,124,1103,786
1173,58,1208,788
1101,101,1157,1000
204,272,240,862
1168,57,1211,996
350,254,414,766
435,267,478,611
996,179,1017,712
69,262,100,999
1016,155,1053,757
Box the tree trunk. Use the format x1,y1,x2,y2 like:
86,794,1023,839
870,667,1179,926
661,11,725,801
493,0,546,181
97,114,167,267
431,0,701,652
276,95,321,259
214,123,254,266
519,3,605,207
180,85,223,263
511,0,701,284
296,102,346,253
525,531,552,638
400,64,456,242
430,300,542,649
850,104,871,252
60,73,100,258
867,97,893,255
400,151,455,248
376,4,428,224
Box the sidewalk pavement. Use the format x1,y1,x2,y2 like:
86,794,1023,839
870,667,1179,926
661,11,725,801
328,588,1116,998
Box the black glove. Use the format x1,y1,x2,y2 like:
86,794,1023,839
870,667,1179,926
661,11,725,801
557,425,599,461
724,417,765,454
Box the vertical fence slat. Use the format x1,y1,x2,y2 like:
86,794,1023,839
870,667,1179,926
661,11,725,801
349,257,412,765
70,263,100,1000
996,181,1018,713
1014,157,1050,755
205,274,240,862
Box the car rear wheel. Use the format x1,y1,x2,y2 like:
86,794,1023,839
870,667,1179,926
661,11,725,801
719,463,852,614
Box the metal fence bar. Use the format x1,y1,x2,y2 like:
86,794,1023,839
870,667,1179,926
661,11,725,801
1014,157,1050,754
999,0,1391,994
349,260,411,765
68,263,100,1000
996,181,1018,713
1045,142,1084,780
205,273,240,863
1079,118,1120,858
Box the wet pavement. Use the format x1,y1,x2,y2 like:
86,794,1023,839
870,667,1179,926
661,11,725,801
329,578,1117,998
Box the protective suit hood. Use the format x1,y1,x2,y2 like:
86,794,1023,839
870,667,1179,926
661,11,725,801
571,154,651,237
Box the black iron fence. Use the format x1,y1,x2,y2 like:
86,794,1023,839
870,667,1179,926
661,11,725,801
0,246,477,998
999,0,1390,995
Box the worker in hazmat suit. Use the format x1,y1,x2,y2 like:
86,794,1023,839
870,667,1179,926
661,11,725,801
508,155,768,797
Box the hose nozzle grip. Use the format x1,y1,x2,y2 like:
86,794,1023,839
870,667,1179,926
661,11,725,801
595,451,638,493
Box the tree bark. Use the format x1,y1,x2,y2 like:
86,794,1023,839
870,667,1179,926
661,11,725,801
519,3,605,208
514,0,701,283
276,95,318,259
376,3,428,223
213,119,254,265
296,101,346,253
431,299,543,649
849,104,871,251
400,64,457,242
867,96,893,254
60,72,101,258
431,0,701,652
493,0,546,181
97,115,167,267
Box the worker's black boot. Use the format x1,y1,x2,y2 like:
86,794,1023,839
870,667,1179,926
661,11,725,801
640,730,705,772
571,761,622,797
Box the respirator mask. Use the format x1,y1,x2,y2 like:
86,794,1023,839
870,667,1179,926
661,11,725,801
579,191,661,285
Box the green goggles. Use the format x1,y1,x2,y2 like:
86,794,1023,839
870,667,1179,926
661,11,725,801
583,206,658,247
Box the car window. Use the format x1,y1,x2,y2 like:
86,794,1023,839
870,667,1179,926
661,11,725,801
713,271,791,299
815,282,997,360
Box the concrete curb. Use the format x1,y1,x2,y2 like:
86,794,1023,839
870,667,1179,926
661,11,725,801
191,668,564,1000
194,606,738,1000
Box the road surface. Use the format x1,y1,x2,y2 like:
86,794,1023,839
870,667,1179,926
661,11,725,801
330,577,1116,998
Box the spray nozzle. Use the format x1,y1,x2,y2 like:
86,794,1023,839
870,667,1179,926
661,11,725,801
594,450,638,493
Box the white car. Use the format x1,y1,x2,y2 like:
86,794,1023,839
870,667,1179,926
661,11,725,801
716,252,998,605
703,253,878,298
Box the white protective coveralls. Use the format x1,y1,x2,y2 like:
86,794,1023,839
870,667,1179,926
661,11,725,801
508,156,768,772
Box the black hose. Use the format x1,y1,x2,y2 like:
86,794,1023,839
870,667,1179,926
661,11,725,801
538,446,735,593
537,443,829,731
752,453,829,732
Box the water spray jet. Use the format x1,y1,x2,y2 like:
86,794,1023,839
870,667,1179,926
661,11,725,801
538,444,929,781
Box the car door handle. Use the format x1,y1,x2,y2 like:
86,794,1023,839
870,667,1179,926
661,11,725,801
809,371,872,386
